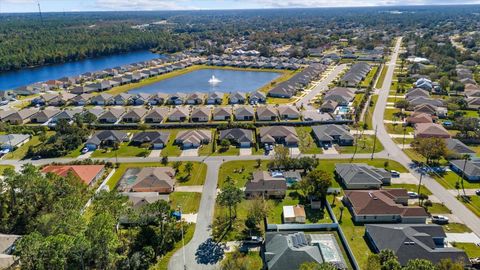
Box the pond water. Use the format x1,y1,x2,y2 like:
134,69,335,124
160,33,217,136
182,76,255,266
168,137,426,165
0,50,160,91
127,68,282,94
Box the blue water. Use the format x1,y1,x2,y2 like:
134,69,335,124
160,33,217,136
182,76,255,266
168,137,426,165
128,68,281,94
0,51,159,90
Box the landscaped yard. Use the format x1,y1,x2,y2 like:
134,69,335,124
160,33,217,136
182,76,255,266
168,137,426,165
360,66,378,88
364,95,378,129
385,123,413,135
387,183,432,195
170,192,201,214
375,65,387,89
461,195,480,218
434,171,480,190
338,135,384,154
218,160,268,188
296,126,323,154
91,143,150,158
5,135,40,160
453,243,480,258
161,130,182,157
221,251,263,270
442,223,472,233
0,165,14,174
426,203,451,214
107,162,207,189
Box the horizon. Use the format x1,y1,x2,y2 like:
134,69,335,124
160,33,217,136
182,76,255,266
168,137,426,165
1,0,480,13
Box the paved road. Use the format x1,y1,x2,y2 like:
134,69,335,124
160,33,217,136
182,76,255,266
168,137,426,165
295,64,347,109
372,37,480,236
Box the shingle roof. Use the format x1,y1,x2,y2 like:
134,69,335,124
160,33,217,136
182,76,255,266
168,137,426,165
131,131,169,145
42,165,104,185
335,163,390,187
219,128,253,144
311,124,353,141
445,138,475,155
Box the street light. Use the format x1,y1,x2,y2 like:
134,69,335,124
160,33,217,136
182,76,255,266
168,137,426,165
177,205,186,270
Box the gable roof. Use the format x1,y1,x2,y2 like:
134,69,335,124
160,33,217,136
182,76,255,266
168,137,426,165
86,130,128,146
259,126,299,144
219,128,253,144
131,131,169,145
175,130,211,145
445,138,475,155
335,163,390,187
450,159,480,178
415,123,451,138
121,167,176,192
311,124,354,142
42,165,105,185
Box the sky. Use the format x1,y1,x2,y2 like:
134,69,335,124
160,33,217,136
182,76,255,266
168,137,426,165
1,0,480,13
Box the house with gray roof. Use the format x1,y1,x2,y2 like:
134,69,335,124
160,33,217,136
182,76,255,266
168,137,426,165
256,106,278,121
0,134,30,150
167,93,187,105
186,92,204,105
365,224,469,266
175,130,211,149
335,163,391,189
249,91,267,104
320,100,338,112
264,232,347,270
98,108,125,124
311,125,354,146
206,92,224,104
340,62,371,87
122,108,148,123
71,93,94,106
259,126,299,146
234,106,255,121
191,107,211,122
445,138,475,157
449,159,480,181
219,128,254,148
30,108,61,123
131,131,170,149
148,93,168,105
91,93,113,105
144,108,169,123
113,93,132,105
229,92,246,104
50,108,83,123
85,130,129,150
245,171,287,199
277,105,300,120
212,107,232,121
2,108,38,125
168,107,189,122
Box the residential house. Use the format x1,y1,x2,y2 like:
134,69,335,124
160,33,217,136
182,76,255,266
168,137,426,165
335,163,391,189
122,108,148,123
191,107,211,122
256,106,278,121
278,105,300,120
148,93,168,105
85,130,129,150
229,92,246,104
449,159,480,181
0,234,21,269
340,62,371,87
71,93,94,106
168,107,189,122
2,108,38,124
119,167,176,193
167,93,186,105
405,112,433,125
98,108,125,124
144,108,169,123
415,78,433,91
219,128,254,148
467,97,480,109
413,104,438,115
283,205,306,223
343,189,428,223
175,130,211,148
445,138,475,157
212,107,232,121
90,93,113,106
408,97,444,109
131,93,151,105
414,123,451,139
131,131,170,149
30,108,61,123
311,125,354,146
206,92,224,104
50,108,83,123
122,192,168,209
323,87,355,105
365,224,469,266
405,88,430,100
245,171,287,199
113,93,132,105
249,91,267,104
42,165,105,186
264,232,347,270
259,126,299,146
0,134,30,150
320,100,338,112
186,92,204,105
234,106,255,121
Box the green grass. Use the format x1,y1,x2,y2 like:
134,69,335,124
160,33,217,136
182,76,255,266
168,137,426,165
384,108,402,121
63,144,85,158
364,95,378,129
222,252,263,270
161,130,182,157
331,195,372,268
452,243,480,258
375,65,388,89
360,66,379,88
218,160,268,188
107,162,207,190
91,143,150,158
151,224,195,270
426,203,452,214
385,123,414,135
387,184,432,195
170,192,201,214
0,165,14,174
393,137,414,144
442,223,472,233
434,171,480,190
267,97,295,104
403,149,426,163
338,135,384,154
296,126,323,154
5,135,40,160
387,97,405,103
213,146,240,156
198,140,214,156
461,195,480,218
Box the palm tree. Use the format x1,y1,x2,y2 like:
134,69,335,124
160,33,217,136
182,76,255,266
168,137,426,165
458,154,471,197
184,162,193,177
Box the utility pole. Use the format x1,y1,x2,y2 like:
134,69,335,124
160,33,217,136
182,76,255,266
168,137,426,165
402,126,407,149
37,0,43,24
371,124,378,160
417,165,424,205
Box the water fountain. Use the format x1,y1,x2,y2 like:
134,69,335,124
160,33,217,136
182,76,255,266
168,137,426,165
208,75,221,85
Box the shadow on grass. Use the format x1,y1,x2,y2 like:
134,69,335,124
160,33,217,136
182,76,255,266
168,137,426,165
195,238,225,265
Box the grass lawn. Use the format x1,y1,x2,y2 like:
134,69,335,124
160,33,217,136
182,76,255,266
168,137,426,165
213,146,240,156
387,97,405,103
392,137,414,145
387,184,432,195
452,243,480,258
221,251,263,270
331,195,372,268
198,140,214,156
5,135,40,160
375,65,387,89
296,126,323,154
0,165,14,174
338,135,384,154
161,130,182,157
360,66,378,88
107,162,207,190
267,190,332,224
364,95,378,129
384,108,402,121
63,144,85,158
91,143,150,158
442,223,472,233
426,203,452,214
317,158,408,174
403,149,426,163
170,192,201,214
151,224,195,270
461,195,480,218
385,123,414,135
267,97,294,105
218,160,268,188
469,145,480,156
434,171,480,190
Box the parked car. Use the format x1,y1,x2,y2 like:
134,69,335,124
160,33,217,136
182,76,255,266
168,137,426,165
390,170,400,178
81,147,89,154
431,215,449,225
244,236,263,245
476,190,480,196
407,191,418,198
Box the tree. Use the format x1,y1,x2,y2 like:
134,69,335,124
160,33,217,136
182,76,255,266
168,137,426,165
161,155,168,165
339,206,345,223
299,262,337,270
271,145,291,169
220,139,231,150
402,259,436,270
436,258,464,270
246,196,271,229
411,138,447,164
172,161,182,173
184,162,194,177
298,156,319,173
298,169,332,204
85,213,120,269
365,254,381,270
217,176,243,226
458,154,471,197
256,158,262,168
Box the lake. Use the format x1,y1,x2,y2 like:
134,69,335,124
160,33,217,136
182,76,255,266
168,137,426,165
128,68,282,94
0,50,160,91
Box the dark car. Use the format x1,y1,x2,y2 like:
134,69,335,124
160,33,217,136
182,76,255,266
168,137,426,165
31,155,42,160
243,236,263,245
476,190,480,196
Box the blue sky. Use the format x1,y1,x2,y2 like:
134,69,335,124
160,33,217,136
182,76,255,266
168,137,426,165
1,0,480,13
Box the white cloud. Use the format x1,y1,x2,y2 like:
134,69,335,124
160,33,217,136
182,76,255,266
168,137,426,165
94,0,195,10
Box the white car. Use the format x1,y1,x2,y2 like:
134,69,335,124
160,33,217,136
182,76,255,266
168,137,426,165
407,191,418,198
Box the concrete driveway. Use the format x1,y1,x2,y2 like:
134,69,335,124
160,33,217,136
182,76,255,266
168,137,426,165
239,148,252,156
391,173,418,185
289,147,301,156
149,149,162,157
181,148,199,157
446,232,480,244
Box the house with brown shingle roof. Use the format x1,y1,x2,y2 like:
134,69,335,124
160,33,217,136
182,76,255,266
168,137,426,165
405,112,433,125
414,123,451,139
259,126,299,146
175,130,211,148
277,105,300,120
144,108,169,123
122,108,148,123
234,106,255,121
413,104,437,115
98,108,125,124
2,108,38,125
343,189,428,223
256,106,278,121
191,107,211,122
212,107,232,121
119,167,176,193
30,108,61,123
168,107,190,122
245,171,287,199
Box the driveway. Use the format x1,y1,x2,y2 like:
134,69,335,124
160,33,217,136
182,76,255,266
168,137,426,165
391,173,418,185
149,149,162,157
289,147,301,156
181,148,199,157
175,185,204,193
445,233,480,244
323,147,339,155
239,148,252,156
